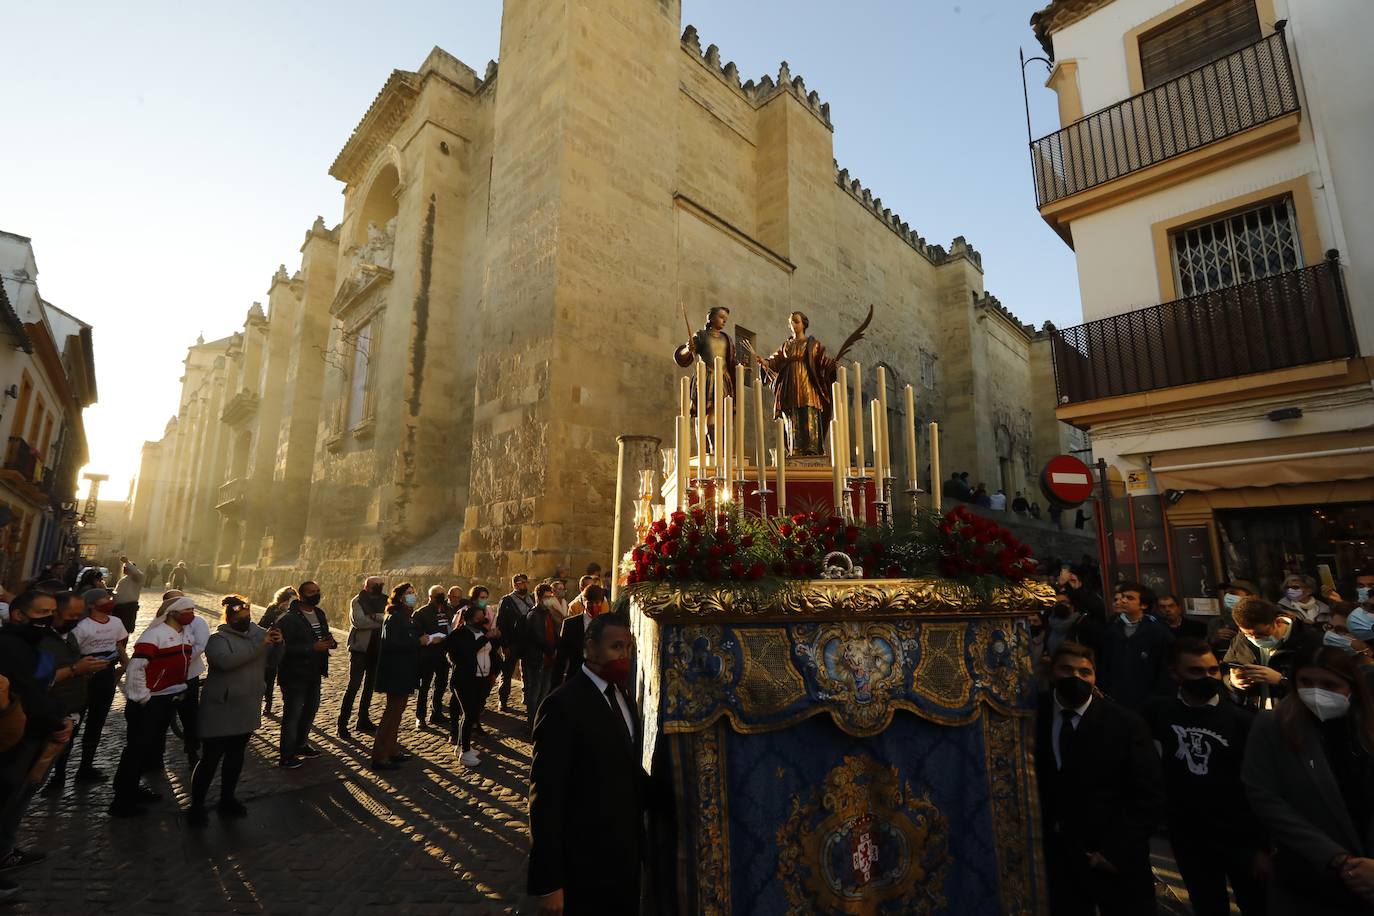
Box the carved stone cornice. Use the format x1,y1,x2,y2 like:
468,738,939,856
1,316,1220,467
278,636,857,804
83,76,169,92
632,578,1054,623
329,263,393,320
330,70,422,187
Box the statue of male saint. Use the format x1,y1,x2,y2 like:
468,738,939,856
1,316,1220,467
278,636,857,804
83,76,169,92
755,307,873,457
673,306,738,448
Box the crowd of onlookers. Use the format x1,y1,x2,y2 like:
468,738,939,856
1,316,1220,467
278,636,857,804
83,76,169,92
0,554,619,902
1033,561,1374,914
10,543,1374,914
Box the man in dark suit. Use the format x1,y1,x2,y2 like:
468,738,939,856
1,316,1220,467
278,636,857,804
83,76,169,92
549,586,606,690
528,611,643,916
1037,641,1164,916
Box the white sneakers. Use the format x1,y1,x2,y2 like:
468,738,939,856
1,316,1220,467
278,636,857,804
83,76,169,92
458,749,481,767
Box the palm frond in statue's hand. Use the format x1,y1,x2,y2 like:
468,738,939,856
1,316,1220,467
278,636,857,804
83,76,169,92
833,304,875,364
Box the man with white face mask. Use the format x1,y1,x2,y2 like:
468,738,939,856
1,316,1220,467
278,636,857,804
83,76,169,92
1244,646,1374,911
1208,579,1258,657
1223,597,1322,710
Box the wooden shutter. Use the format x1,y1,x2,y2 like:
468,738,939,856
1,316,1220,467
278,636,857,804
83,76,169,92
1139,0,1261,89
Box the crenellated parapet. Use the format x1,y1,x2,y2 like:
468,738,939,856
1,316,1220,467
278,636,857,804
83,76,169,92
973,290,1035,339
480,60,498,93
304,215,339,247
834,163,983,271
680,26,832,130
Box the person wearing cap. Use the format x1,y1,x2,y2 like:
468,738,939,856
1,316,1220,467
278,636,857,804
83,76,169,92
67,588,129,783
1279,573,1331,627
110,596,195,817
1208,579,1259,657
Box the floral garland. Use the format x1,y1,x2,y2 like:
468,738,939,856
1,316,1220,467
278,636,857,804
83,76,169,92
624,504,1035,590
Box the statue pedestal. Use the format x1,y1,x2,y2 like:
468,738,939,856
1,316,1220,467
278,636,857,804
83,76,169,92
663,458,882,523
631,579,1052,916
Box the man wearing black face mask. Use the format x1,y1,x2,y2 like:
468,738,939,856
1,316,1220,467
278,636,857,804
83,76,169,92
339,576,385,738
1036,641,1163,916
0,590,75,879
276,582,335,768
1143,638,1265,915
38,592,110,797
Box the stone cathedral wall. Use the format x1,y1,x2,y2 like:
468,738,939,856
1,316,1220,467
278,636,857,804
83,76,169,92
125,3,1080,618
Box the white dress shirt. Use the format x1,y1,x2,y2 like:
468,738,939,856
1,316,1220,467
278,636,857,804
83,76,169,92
582,663,633,738
1051,693,1093,770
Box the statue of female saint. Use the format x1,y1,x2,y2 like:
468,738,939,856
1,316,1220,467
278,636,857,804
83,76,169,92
755,311,836,457
755,307,872,457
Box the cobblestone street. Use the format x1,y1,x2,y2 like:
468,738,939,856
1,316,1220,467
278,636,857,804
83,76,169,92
9,590,533,914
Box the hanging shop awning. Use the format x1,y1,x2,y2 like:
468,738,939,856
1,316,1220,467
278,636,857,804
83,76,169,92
1149,430,1374,492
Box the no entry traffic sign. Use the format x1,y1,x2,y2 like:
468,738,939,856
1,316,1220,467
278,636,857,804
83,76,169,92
1040,455,1094,509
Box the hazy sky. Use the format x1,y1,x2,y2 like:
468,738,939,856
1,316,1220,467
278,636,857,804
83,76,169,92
4,0,1074,499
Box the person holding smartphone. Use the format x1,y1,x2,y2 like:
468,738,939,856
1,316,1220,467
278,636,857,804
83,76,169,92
1224,597,1322,710
66,589,129,783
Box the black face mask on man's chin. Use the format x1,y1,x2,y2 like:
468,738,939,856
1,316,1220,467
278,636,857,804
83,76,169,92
301,594,322,607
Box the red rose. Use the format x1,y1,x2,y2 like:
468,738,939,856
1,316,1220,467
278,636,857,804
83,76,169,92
779,523,794,538
653,564,667,578
795,531,809,544
666,524,681,540
686,545,699,560
651,519,668,534
717,513,730,527
729,561,745,579
705,559,722,580
972,545,986,558
740,535,754,549
749,562,766,580
670,511,686,522
845,526,860,543
658,542,674,557
790,562,808,577
708,545,723,559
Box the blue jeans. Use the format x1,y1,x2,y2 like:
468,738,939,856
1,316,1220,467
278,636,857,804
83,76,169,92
525,666,552,731
279,677,321,759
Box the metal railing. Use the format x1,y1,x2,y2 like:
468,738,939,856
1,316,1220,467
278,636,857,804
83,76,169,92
1051,257,1357,404
3,437,43,486
1032,29,1299,207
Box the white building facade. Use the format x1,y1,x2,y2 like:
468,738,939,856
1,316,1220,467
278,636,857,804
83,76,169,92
1030,0,1374,603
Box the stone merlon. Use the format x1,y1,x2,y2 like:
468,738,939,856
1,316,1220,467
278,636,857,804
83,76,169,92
681,26,832,129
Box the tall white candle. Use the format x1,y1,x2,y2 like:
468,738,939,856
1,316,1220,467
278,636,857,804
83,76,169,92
680,375,691,424
870,399,885,488
876,365,891,480
904,384,918,491
722,395,733,490
775,418,787,513
678,415,690,510
830,380,846,467
734,362,746,480
830,420,843,511
835,366,850,476
712,356,724,466
929,421,942,512
695,360,707,471
852,362,865,479
754,364,768,490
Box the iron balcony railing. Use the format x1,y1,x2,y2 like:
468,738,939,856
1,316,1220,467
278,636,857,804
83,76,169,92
1032,29,1299,208
3,437,44,487
1051,257,1357,405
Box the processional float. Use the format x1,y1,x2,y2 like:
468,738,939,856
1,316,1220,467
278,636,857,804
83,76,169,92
614,306,1051,915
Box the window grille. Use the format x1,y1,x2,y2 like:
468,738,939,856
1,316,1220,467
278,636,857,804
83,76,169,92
1171,196,1300,297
